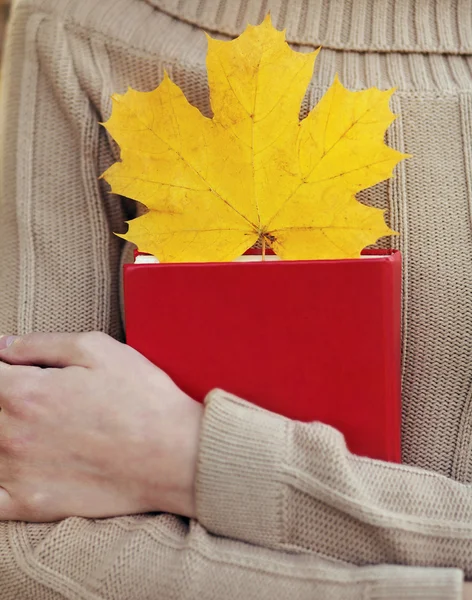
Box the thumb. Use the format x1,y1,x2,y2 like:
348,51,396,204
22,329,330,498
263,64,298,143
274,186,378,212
0,332,94,368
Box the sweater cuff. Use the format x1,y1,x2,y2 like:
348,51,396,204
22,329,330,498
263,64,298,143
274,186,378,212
195,391,464,599
366,565,463,599
195,389,288,547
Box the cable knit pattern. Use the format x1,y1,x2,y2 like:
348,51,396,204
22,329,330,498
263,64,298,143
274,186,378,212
0,0,472,597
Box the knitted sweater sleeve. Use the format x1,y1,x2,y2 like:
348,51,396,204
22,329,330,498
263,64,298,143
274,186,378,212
0,393,464,600
197,390,472,590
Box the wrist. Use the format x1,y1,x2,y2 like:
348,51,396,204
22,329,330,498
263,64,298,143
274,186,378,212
141,388,203,518
166,396,204,519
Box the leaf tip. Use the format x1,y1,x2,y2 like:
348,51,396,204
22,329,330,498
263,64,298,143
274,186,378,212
98,120,109,132
110,93,124,108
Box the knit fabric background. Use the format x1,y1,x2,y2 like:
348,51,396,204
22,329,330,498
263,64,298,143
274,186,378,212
0,1,11,66
0,0,472,598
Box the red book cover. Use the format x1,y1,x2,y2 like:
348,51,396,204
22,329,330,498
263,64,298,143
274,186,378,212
124,249,402,462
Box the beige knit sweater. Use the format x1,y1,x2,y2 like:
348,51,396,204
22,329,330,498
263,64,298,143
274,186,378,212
1,0,472,598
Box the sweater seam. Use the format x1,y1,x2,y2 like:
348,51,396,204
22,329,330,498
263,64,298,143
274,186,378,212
16,520,364,585
12,6,472,98
51,29,472,95
9,519,463,595
14,11,44,335
281,465,472,537
60,18,111,334
8,522,105,600
33,10,111,333
82,522,382,585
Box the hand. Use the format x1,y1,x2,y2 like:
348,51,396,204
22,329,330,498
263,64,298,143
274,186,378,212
0,332,203,522
464,582,472,600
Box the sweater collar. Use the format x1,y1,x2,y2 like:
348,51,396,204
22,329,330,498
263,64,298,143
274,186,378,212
144,0,472,54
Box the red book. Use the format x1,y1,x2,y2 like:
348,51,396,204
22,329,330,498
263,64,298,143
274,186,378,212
124,249,402,462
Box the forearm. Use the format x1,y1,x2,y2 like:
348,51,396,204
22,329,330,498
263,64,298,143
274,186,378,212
197,390,472,578
0,331,462,600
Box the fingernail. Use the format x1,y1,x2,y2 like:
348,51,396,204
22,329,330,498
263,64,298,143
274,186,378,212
0,336,17,350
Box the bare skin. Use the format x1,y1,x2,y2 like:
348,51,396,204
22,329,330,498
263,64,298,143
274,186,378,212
0,331,469,596
0,331,203,521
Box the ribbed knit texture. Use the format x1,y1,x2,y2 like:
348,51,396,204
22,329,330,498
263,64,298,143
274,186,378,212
148,0,472,53
0,0,472,597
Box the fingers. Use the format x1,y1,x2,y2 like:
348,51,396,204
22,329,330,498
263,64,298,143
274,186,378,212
0,332,113,368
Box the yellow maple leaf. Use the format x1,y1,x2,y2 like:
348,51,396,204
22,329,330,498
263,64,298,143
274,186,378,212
102,15,407,262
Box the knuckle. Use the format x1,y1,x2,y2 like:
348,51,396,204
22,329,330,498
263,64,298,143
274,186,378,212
81,330,110,347
77,331,112,356
7,370,47,417
87,331,111,345
18,332,43,347
19,491,48,519
7,336,29,357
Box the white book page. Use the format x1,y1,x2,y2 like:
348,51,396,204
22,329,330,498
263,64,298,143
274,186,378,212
134,254,383,264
